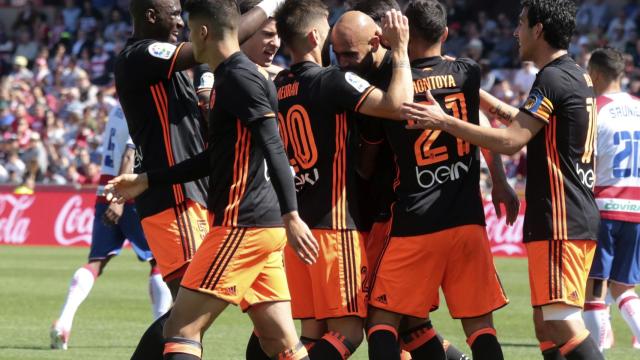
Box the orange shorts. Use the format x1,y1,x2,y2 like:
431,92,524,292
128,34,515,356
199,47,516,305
140,200,209,280
526,240,596,308
285,229,368,320
369,224,508,319
181,226,290,310
366,219,392,270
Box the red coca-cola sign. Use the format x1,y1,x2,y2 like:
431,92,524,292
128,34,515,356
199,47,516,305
483,198,526,257
0,186,95,246
0,187,528,256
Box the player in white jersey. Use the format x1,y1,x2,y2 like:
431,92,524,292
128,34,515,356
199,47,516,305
50,104,171,350
583,47,640,352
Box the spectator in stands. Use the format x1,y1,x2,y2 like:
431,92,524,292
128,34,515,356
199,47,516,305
14,29,39,63
103,7,129,43
512,61,538,94
78,0,103,35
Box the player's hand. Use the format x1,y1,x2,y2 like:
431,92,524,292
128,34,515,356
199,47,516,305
105,173,149,204
381,9,409,51
102,202,124,226
403,90,448,130
491,180,520,226
283,211,319,265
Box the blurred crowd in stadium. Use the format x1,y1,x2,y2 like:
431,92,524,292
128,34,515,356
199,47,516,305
0,0,634,193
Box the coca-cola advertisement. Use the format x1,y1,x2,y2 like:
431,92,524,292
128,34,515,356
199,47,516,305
0,187,527,256
0,186,94,246
484,198,526,257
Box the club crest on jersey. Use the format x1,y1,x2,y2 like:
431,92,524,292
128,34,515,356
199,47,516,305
148,42,176,60
345,72,370,93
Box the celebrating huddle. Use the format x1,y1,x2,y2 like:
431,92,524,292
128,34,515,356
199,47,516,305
97,0,622,359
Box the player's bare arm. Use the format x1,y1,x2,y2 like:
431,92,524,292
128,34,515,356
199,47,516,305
105,173,149,204
480,89,519,126
102,147,135,226
403,90,545,155
357,10,413,120
479,113,519,225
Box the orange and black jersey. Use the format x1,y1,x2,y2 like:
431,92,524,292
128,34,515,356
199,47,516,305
115,39,208,219
519,54,599,242
357,51,395,226
274,62,375,230
147,52,297,227
385,57,485,237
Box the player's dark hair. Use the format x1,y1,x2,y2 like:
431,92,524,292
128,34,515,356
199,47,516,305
349,0,401,26
237,0,261,15
274,0,329,48
521,0,576,50
405,0,447,45
184,0,239,37
589,47,625,82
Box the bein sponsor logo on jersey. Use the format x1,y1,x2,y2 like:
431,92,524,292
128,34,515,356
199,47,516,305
576,163,595,189
294,168,320,191
415,161,470,189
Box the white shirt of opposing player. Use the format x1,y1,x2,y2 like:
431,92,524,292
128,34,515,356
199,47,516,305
97,104,134,194
595,92,640,218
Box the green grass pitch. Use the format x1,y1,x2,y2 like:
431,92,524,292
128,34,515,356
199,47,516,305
1,246,638,359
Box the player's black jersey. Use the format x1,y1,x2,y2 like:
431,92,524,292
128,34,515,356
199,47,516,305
115,38,208,219
274,62,375,230
385,56,485,237
519,54,599,242
148,52,296,227
357,51,395,224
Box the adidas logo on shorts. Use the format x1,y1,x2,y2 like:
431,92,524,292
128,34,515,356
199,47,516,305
375,294,388,305
220,286,237,296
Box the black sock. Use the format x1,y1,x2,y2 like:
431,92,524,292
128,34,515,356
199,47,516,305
542,347,566,360
163,337,202,360
300,336,319,351
400,323,445,360
131,309,171,360
246,331,270,360
164,354,200,360
368,325,401,360
467,330,503,360
441,339,470,360
308,331,356,359
563,335,603,360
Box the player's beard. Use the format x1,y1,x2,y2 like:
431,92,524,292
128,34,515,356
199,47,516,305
352,51,375,78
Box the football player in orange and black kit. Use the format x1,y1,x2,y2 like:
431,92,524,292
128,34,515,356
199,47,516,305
355,2,509,360
109,1,320,359
114,0,289,358
270,2,413,359
403,1,604,359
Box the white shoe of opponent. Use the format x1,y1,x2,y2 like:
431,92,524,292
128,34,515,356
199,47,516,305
49,322,69,350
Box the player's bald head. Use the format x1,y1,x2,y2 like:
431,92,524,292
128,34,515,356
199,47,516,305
331,11,381,75
332,11,378,46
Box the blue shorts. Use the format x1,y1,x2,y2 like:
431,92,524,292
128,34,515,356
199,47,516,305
589,219,640,285
88,202,153,262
